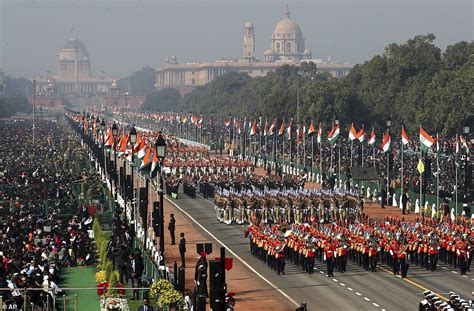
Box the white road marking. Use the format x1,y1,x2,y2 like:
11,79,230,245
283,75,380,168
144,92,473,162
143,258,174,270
442,267,448,270
364,297,371,301
347,287,353,291
332,278,338,282
319,271,324,274
373,303,380,307
452,271,458,274
166,197,300,307
356,292,362,296
462,275,468,278
339,283,346,287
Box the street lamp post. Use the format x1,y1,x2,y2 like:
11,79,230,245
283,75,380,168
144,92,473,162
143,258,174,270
129,126,137,223
155,132,167,254
112,121,119,200
386,117,392,207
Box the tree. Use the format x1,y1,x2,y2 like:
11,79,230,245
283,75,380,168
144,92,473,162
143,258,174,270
118,66,156,95
142,88,182,112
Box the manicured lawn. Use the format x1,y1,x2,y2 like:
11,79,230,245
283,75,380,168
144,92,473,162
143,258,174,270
61,266,100,310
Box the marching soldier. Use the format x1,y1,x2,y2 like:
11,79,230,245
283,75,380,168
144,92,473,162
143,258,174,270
324,238,335,277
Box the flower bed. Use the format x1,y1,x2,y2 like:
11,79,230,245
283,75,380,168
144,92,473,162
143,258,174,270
100,297,130,311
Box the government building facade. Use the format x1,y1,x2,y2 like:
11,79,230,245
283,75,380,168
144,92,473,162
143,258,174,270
34,37,114,97
156,9,353,94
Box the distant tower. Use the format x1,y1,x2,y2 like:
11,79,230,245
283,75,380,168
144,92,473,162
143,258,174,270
243,21,255,62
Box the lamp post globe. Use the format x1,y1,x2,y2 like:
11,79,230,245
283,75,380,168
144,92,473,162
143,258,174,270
386,117,392,129
155,131,167,160
100,119,106,133
112,121,118,138
463,124,470,135
130,126,137,145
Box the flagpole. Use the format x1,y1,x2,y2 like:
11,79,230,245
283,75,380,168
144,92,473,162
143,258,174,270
419,129,423,217
361,141,364,167
455,134,458,215
311,135,314,179
436,133,439,214
304,123,307,171
350,139,353,168
401,130,404,206
319,138,322,183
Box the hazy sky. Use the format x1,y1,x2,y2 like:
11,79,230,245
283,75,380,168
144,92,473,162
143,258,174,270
1,0,472,78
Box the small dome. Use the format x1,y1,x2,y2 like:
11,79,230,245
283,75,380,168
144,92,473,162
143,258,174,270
244,21,254,28
63,38,87,51
111,79,118,87
58,37,90,62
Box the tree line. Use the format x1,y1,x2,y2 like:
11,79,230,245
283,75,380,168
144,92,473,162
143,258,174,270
142,34,473,136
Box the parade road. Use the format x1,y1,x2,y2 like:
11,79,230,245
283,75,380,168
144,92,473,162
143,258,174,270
167,191,473,310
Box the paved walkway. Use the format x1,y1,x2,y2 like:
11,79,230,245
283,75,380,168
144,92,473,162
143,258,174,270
160,198,295,310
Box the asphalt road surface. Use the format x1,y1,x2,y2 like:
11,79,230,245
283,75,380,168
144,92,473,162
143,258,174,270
167,190,473,311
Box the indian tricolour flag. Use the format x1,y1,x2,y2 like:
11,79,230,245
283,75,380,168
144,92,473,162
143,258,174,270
268,119,276,135
402,126,409,145
381,131,391,153
139,147,152,173
459,136,469,152
348,124,357,141
419,127,434,152
278,120,285,137
249,120,257,136
327,124,340,145
317,123,322,144
104,128,114,149
368,129,376,147
307,120,316,137
285,123,292,140
357,128,365,142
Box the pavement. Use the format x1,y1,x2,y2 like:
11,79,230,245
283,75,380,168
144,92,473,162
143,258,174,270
168,190,473,311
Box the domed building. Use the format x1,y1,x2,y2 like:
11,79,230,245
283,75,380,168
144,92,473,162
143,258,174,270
35,37,114,97
264,8,312,62
156,8,352,95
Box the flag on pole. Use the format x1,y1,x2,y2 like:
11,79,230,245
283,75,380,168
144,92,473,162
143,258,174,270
263,120,269,136
269,119,276,135
317,123,322,144
460,135,469,152
327,124,340,145
249,120,257,136
224,118,231,127
117,134,128,157
420,127,434,152
307,120,316,137
133,133,145,154
139,146,152,173
349,124,357,141
150,149,159,178
456,137,460,154
368,129,376,147
104,128,114,149
356,127,365,142
381,131,391,153
285,122,292,140
278,120,286,137
402,126,409,145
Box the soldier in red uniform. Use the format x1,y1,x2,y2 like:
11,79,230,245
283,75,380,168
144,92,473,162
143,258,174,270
399,243,409,278
324,239,335,277
456,239,468,275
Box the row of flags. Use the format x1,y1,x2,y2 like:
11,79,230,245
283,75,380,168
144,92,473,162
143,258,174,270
101,124,161,178
228,117,469,155
147,112,469,155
